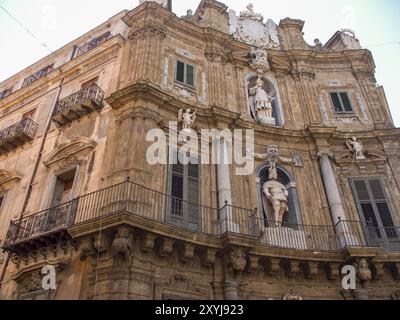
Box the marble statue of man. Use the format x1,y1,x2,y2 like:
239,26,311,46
346,136,366,160
249,78,275,124
262,165,289,227
178,109,196,130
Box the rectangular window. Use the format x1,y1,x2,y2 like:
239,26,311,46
330,92,353,113
175,60,195,87
351,178,397,239
168,154,201,231
51,169,77,207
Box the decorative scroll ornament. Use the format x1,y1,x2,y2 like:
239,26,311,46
228,4,280,49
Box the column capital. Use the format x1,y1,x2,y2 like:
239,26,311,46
317,151,335,160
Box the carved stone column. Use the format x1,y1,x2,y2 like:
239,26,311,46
215,137,237,233
318,152,347,224
318,152,352,248
223,281,241,300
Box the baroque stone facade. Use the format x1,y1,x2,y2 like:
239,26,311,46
0,1,399,300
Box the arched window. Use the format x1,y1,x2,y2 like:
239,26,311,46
256,164,302,227
246,74,284,127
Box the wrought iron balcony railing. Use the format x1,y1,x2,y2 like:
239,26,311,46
52,84,105,126
2,180,400,254
21,64,54,88
0,118,38,154
76,32,112,57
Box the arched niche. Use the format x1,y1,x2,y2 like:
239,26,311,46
256,163,302,227
245,73,285,127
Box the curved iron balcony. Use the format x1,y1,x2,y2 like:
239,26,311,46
2,180,399,253
0,118,38,154
52,84,105,126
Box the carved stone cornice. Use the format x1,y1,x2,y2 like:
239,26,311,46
0,169,22,191
204,47,233,64
128,22,167,41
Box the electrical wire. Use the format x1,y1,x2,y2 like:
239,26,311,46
0,4,53,53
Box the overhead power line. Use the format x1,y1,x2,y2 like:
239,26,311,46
365,42,400,48
0,4,53,53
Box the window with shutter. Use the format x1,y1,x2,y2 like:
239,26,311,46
351,178,397,239
329,92,354,113
175,60,196,88
167,157,201,231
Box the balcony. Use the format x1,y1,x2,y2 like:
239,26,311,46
76,32,112,57
0,118,38,154
52,84,105,126
2,180,399,254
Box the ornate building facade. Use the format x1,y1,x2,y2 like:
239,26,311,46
0,0,399,300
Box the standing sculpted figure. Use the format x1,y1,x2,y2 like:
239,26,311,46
346,136,366,160
178,109,196,130
262,162,289,227
249,78,275,124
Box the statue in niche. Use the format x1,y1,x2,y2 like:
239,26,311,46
263,164,289,227
249,77,275,125
346,136,366,160
178,109,196,131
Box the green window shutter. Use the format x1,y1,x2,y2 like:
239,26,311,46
176,61,185,83
340,92,353,112
186,64,194,87
330,92,343,113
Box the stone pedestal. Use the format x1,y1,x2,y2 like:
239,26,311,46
259,117,276,126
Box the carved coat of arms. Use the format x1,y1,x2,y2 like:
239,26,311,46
229,4,280,49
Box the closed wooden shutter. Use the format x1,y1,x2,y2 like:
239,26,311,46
168,160,201,231
330,92,342,113
351,178,397,239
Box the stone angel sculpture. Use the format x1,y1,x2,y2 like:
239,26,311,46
346,136,366,160
178,109,196,130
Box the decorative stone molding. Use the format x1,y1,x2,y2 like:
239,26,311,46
283,289,303,300
204,47,232,64
0,169,22,191
141,233,157,253
372,262,385,281
159,238,175,258
302,261,320,280
165,274,201,294
128,22,166,41
327,263,341,281
43,137,97,168
79,237,96,261
201,248,217,267
247,255,260,273
268,258,281,278
228,247,247,273
93,233,111,255
179,243,195,263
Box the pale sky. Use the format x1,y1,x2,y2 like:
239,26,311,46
0,0,399,127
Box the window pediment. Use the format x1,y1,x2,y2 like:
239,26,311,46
0,169,22,191
43,137,97,168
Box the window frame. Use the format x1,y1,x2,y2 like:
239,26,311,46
166,151,202,231
350,177,397,232
174,60,196,89
329,91,354,114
